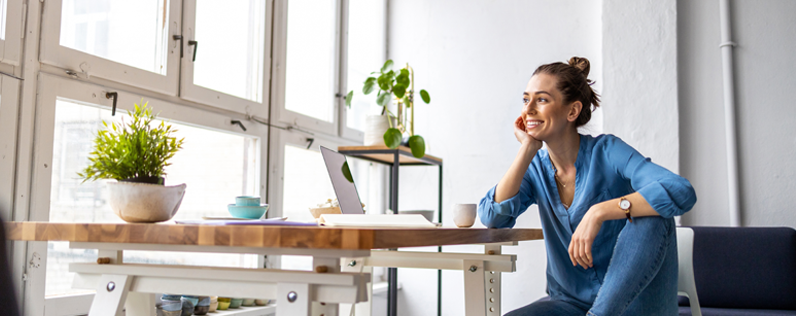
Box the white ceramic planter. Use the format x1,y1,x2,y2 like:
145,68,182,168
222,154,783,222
364,115,392,146
108,181,186,223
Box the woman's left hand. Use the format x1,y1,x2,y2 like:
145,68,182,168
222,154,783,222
569,204,606,269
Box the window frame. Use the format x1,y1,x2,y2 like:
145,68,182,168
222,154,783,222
38,0,182,96
178,0,273,118
0,0,25,69
0,75,21,221
25,73,269,313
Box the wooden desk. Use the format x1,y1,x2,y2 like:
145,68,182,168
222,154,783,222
6,222,542,316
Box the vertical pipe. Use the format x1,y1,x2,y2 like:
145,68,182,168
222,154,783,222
387,152,399,316
719,0,741,227
437,165,443,316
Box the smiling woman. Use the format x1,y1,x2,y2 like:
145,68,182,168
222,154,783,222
478,57,697,316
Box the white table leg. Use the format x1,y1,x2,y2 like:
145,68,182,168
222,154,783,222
340,258,372,316
484,244,503,315
313,257,341,316
88,274,132,316
278,282,311,316
125,292,156,316
463,259,486,316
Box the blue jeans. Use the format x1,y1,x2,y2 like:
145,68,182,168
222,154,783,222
505,216,679,316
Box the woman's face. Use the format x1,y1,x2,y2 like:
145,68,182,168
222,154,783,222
522,73,578,141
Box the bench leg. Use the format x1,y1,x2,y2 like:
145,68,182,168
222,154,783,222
277,282,311,316
88,274,132,316
463,259,486,316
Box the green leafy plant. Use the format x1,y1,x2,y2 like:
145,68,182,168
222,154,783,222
78,101,184,184
346,60,431,158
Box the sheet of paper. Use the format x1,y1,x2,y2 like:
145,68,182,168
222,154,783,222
319,214,437,228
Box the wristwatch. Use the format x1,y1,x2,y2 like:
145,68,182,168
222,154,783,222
619,198,632,223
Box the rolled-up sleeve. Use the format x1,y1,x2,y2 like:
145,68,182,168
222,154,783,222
609,136,697,218
478,170,536,228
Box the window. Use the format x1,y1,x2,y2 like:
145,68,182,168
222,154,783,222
344,0,386,134
179,0,271,117
21,0,389,312
0,0,24,68
40,0,181,94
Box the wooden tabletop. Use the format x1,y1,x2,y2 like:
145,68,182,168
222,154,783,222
338,145,442,165
5,222,542,250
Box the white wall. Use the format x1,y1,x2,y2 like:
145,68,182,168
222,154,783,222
602,0,680,172
386,1,602,315
678,0,796,227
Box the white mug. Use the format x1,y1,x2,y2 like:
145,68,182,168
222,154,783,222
452,203,477,228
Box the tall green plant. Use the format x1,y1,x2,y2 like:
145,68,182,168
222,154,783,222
346,60,431,158
78,101,184,184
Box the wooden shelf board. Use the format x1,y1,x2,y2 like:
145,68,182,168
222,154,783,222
337,145,442,165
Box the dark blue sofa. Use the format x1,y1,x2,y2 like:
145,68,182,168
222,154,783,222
679,226,796,316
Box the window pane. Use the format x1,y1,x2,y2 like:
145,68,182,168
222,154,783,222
0,0,6,40
284,0,337,122
193,0,266,102
346,0,386,131
45,99,260,297
59,0,170,75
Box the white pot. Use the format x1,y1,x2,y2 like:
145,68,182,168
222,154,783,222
108,181,186,223
364,115,392,146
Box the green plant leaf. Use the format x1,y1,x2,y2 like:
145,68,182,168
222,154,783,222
408,135,426,158
420,89,431,104
396,69,410,87
381,59,393,73
376,93,390,106
377,74,390,91
341,161,354,183
383,128,402,149
345,90,353,108
393,84,407,99
363,77,376,94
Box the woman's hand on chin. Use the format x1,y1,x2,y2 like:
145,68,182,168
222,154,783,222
569,204,606,269
514,116,542,152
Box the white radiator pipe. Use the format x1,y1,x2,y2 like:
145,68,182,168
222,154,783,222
719,0,741,227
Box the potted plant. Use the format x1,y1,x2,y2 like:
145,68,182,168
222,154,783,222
78,101,187,223
346,60,431,158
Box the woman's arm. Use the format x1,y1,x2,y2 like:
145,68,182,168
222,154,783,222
495,116,542,202
477,116,542,228
568,135,697,269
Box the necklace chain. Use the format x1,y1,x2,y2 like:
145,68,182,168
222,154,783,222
550,159,571,208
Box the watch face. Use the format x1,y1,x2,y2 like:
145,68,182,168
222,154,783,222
620,200,631,209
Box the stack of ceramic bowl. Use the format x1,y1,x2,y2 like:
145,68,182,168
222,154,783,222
194,296,210,315
217,297,231,310
158,294,182,316
242,298,255,306
180,296,196,316
228,196,269,219
208,296,219,313
229,298,244,309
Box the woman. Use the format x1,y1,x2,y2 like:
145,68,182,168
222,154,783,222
478,57,696,316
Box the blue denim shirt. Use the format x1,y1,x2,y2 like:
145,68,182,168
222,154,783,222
478,134,696,308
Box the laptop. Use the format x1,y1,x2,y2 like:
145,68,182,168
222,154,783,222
319,146,365,214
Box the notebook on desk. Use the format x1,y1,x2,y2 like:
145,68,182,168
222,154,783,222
319,146,437,229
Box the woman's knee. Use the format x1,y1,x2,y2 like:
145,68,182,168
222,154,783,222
626,216,673,236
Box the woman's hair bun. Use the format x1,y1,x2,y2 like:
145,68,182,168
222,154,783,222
568,56,590,78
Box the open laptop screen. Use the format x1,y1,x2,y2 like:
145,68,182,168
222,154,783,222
319,146,365,214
